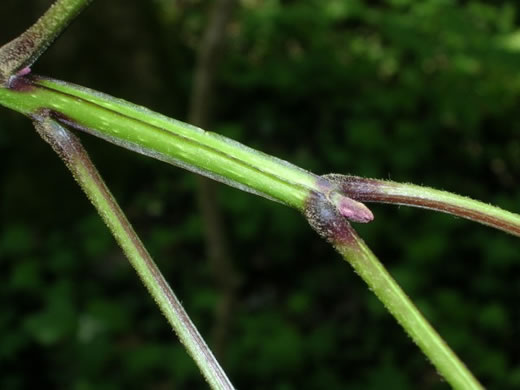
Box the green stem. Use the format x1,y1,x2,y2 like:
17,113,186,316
33,113,235,390
0,75,372,223
303,191,484,390
2,75,315,206
0,0,93,84
340,234,483,390
0,1,502,388
328,174,520,237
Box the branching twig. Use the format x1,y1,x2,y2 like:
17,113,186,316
0,0,93,85
4,2,520,389
329,174,520,237
303,191,485,390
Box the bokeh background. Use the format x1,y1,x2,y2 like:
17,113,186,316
1,0,520,389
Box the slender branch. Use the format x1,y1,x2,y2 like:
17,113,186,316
0,0,93,85
3,72,515,389
0,75,372,222
32,113,235,390
303,191,484,390
1,1,510,388
328,174,520,237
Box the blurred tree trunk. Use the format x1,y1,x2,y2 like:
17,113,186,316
187,0,238,360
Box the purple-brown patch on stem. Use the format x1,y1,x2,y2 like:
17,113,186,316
323,174,382,202
325,174,520,237
303,190,358,247
7,74,36,92
315,175,374,223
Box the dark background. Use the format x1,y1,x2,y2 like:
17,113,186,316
1,0,519,389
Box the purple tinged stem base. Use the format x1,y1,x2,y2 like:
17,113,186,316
327,174,520,238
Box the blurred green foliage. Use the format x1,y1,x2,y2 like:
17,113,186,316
1,0,520,388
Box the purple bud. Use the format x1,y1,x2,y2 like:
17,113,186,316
16,67,31,76
330,191,374,223
313,176,374,224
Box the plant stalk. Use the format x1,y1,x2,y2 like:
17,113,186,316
0,74,372,225
303,191,484,390
32,113,235,390
339,234,484,390
329,174,520,237
0,74,316,208
0,0,93,85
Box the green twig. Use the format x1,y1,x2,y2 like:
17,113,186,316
6,71,518,390
0,0,93,85
32,113,235,390
303,191,484,390
0,75,372,223
1,1,511,388
329,174,520,237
